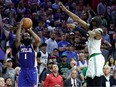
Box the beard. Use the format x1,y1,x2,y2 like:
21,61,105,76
22,38,32,46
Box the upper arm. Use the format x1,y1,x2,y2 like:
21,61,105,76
77,19,89,29
95,31,102,40
15,40,21,49
33,39,41,51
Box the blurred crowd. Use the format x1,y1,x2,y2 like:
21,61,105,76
0,0,116,87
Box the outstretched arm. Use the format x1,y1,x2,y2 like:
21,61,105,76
3,48,11,68
59,2,89,29
67,24,102,39
15,20,23,49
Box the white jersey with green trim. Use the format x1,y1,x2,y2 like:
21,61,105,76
87,37,102,55
86,36,105,78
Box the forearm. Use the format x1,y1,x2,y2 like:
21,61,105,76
74,26,89,38
28,29,41,45
15,26,21,48
64,9,89,29
3,54,8,68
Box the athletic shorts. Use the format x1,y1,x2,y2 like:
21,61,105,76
18,68,38,87
86,53,105,79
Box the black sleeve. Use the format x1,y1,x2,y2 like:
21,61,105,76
37,52,41,58
74,26,89,38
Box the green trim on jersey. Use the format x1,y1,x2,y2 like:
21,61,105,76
89,53,101,59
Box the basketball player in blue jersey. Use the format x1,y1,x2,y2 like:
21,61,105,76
15,19,41,87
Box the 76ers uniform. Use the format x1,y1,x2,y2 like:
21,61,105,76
18,44,38,87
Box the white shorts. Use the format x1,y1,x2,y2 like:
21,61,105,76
86,54,105,79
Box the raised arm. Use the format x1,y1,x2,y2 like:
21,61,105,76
27,27,41,50
15,20,23,49
59,2,89,29
67,24,103,40
3,48,11,68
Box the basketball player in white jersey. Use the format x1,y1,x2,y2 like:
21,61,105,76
59,2,105,86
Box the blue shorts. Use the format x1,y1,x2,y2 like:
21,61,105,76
18,68,38,87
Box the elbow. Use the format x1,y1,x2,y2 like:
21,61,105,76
35,37,41,43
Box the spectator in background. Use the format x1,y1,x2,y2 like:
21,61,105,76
45,33,58,55
63,44,78,63
103,26,111,43
44,64,64,87
101,39,112,61
49,56,57,64
53,48,60,63
37,43,49,79
58,34,70,57
5,77,13,87
97,0,107,15
0,77,5,87
41,62,54,86
67,59,84,81
38,43,50,84
110,70,116,86
14,66,20,87
16,1,26,21
6,26,17,58
2,48,16,86
111,7,116,22
64,69,82,87
58,54,70,80
112,32,116,59
108,21,115,42
78,53,88,70
40,0,49,10
52,0,60,10
68,32,75,45
4,0,12,5
106,56,116,70
101,65,112,87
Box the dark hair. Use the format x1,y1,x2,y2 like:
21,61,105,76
89,16,102,30
108,56,116,66
5,77,12,82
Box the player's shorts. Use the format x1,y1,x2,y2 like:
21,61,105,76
86,53,105,79
18,68,38,87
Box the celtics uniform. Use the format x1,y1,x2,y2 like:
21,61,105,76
86,37,105,79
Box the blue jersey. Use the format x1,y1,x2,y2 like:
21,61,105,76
19,44,37,68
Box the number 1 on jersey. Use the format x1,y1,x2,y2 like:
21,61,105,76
25,54,27,59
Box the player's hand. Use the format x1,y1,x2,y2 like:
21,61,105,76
26,27,33,32
59,2,66,11
6,48,11,54
67,24,76,29
41,62,47,67
19,18,24,27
